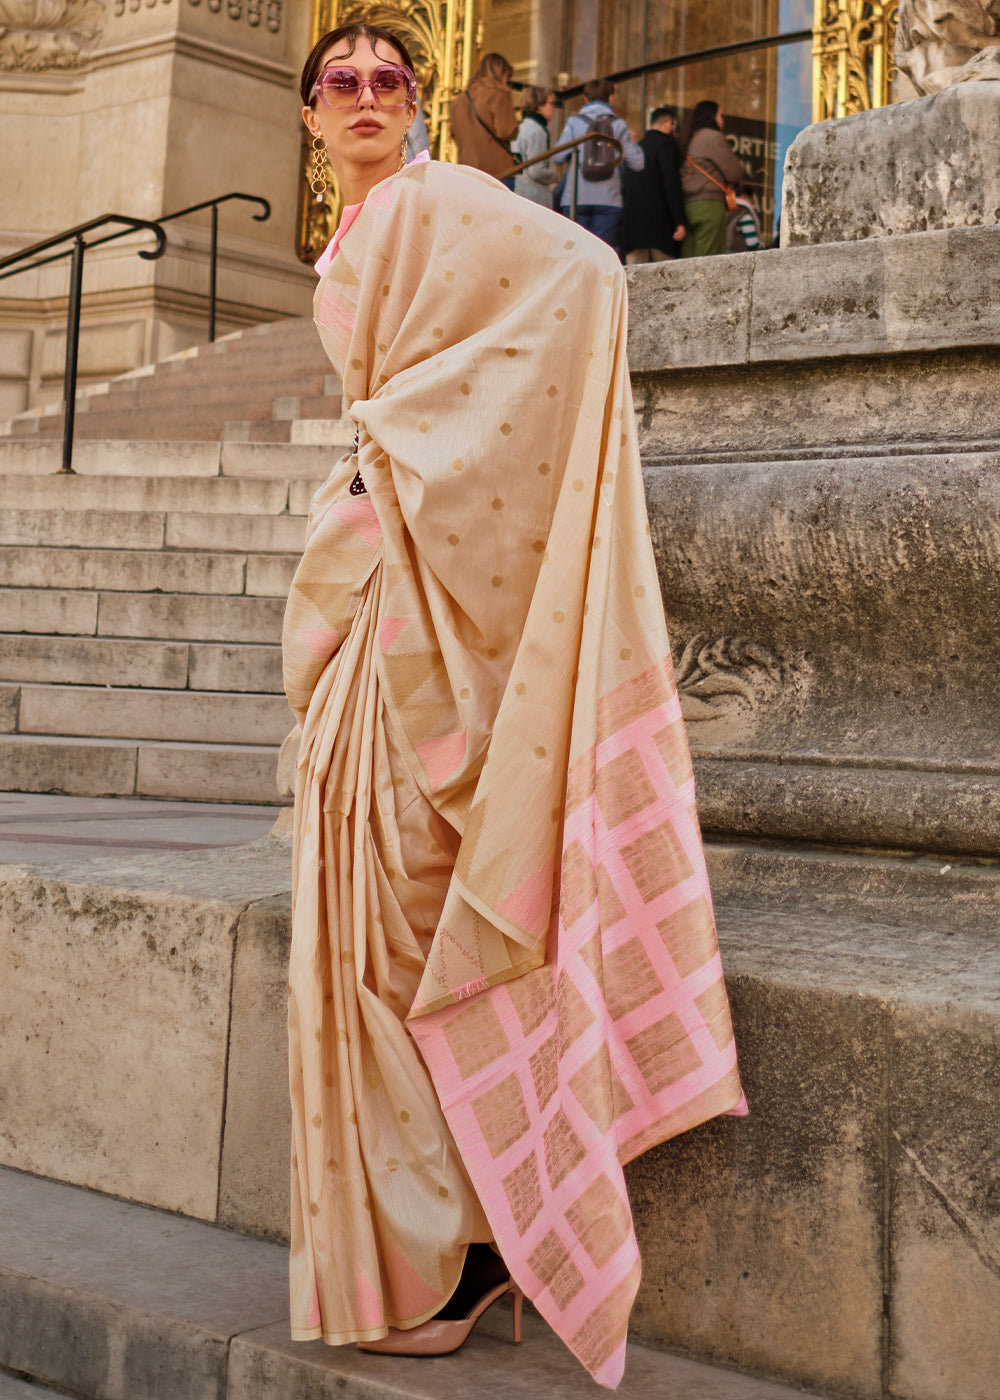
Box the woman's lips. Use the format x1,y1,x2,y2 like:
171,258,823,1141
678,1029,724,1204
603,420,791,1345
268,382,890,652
350,119,384,133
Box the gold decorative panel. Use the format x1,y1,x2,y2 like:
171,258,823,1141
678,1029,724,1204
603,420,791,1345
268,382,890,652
297,0,479,262
812,0,900,121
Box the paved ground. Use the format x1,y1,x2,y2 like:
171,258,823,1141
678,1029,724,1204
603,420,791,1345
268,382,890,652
0,792,279,863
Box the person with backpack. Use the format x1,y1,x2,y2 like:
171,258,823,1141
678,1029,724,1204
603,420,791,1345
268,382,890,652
450,52,519,187
551,77,644,256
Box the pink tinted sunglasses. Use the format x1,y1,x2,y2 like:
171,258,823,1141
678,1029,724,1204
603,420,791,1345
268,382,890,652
311,64,417,109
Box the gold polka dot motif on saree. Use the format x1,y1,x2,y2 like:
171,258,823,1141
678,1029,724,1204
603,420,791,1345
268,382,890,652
499,276,510,287
500,422,512,435
451,458,464,472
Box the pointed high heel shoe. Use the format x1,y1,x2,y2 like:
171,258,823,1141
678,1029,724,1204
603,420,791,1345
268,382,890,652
357,1278,524,1356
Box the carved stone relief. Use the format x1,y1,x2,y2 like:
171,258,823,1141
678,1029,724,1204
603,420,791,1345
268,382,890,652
896,0,1000,93
674,635,784,725
0,0,105,69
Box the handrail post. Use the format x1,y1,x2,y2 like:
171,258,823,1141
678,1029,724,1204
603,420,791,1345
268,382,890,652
60,235,86,475
569,150,579,224
208,202,219,343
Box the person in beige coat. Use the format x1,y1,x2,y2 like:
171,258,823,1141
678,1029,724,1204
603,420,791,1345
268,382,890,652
450,53,519,185
680,100,745,258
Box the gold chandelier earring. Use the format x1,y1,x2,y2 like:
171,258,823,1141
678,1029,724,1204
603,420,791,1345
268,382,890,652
309,132,329,202
397,134,408,172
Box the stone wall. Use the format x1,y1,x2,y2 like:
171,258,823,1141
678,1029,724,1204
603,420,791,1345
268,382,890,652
0,0,315,416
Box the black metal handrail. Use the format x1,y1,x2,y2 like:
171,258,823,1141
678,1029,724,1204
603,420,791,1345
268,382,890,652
500,132,624,222
157,193,270,343
0,215,167,474
0,192,270,473
554,30,813,100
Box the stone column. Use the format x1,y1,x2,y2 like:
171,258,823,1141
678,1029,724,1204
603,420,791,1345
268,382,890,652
0,0,315,414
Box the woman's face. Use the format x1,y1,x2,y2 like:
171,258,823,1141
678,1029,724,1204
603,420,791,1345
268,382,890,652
303,34,415,176
715,108,725,130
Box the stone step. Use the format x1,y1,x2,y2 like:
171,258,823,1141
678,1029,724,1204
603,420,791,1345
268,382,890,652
0,734,281,802
0,1165,816,1400
82,372,332,412
0,508,306,554
0,439,336,482
0,636,282,692
12,682,292,745
0,1373,76,1400
1,474,306,516
96,591,286,644
0,546,249,595
290,417,356,447
0,507,167,550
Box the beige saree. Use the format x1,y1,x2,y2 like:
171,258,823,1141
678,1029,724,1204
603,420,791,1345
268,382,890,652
283,159,744,1389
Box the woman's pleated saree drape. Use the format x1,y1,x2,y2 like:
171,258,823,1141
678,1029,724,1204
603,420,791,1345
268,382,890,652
282,159,744,1390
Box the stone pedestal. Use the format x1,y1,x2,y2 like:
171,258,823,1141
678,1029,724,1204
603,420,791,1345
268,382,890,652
0,0,315,416
781,80,1000,247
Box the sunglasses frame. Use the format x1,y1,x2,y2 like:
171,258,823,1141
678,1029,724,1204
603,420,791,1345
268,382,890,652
311,63,417,110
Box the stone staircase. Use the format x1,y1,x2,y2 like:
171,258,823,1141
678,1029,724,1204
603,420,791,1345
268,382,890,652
0,317,352,803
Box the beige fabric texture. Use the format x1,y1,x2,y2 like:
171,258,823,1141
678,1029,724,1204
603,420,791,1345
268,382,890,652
282,159,742,1386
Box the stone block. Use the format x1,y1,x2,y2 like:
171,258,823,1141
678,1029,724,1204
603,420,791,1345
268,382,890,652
97,591,284,645
0,588,98,637
221,442,336,481
0,685,17,733
0,507,166,550
187,642,283,693
165,511,306,554
71,440,222,478
0,735,138,796
0,873,235,1216
218,894,292,1240
0,442,60,476
639,349,1000,464
783,82,1000,247
287,479,326,515
245,553,298,598
626,253,752,370
888,988,1000,1400
17,684,293,746
137,742,282,804
0,473,291,516
750,228,1000,362
288,417,355,447
0,1166,290,1400
0,546,246,596
627,969,885,1398
0,636,189,689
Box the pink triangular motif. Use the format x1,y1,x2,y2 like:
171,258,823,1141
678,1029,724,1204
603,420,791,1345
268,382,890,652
301,626,339,657
416,731,467,788
496,859,555,939
379,615,411,652
329,495,381,550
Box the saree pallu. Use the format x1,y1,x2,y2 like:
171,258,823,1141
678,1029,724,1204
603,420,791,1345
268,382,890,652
283,159,744,1389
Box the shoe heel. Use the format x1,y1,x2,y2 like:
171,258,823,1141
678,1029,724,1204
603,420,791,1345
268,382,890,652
510,1283,523,1344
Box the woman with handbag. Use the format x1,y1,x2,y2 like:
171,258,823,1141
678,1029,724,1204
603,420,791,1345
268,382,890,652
680,100,745,258
449,52,519,187
289,20,745,1390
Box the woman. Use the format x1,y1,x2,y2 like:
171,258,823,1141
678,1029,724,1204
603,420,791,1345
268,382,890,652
680,100,745,258
511,85,559,208
287,22,744,1390
449,51,519,185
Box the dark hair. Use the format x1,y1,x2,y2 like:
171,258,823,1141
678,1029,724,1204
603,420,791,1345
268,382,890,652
583,77,614,103
650,106,676,125
476,52,513,84
682,99,720,152
300,24,416,106
521,85,554,115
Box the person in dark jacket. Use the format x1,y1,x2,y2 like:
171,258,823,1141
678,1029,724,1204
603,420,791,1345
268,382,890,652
621,106,686,262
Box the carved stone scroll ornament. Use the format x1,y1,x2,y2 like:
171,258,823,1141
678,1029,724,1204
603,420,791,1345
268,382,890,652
0,0,105,68
674,635,784,724
896,0,1000,93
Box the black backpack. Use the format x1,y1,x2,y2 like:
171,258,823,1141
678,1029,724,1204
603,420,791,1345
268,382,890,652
580,113,619,181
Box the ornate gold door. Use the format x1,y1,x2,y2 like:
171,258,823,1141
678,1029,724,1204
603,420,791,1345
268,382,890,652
812,0,900,120
297,0,483,261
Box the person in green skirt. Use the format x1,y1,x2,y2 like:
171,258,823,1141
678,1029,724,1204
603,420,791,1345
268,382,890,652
680,100,745,258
